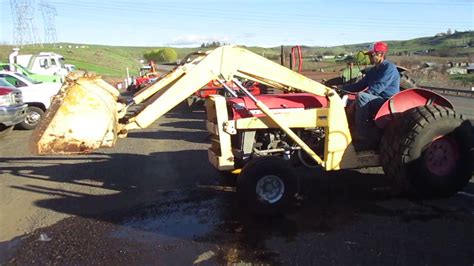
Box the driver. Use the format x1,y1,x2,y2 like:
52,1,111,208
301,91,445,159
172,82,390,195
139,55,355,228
342,41,400,151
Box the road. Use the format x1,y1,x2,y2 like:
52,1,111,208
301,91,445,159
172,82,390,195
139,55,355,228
446,94,474,121
1,104,473,265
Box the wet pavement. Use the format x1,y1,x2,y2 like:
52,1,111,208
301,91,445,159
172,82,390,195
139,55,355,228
2,170,474,265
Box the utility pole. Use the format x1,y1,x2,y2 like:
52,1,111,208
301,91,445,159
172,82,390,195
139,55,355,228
40,0,58,47
10,0,41,47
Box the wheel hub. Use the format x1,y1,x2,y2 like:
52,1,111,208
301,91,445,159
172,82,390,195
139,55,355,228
256,174,285,204
424,136,459,176
26,111,41,125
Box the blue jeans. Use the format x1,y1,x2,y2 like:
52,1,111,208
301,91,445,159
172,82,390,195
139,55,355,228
354,92,386,141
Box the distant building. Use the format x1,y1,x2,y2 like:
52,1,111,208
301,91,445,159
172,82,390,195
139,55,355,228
447,66,467,75
422,62,437,68
467,63,474,74
313,55,323,62
322,55,335,60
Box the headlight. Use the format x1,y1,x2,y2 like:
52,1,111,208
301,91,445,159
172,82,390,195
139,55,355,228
0,94,12,106
0,88,22,106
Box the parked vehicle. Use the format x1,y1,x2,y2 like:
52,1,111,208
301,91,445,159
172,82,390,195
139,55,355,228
9,48,74,77
0,63,63,83
0,71,61,130
64,64,76,72
0,79,27,138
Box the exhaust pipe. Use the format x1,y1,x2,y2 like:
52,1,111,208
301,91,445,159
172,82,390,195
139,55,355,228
9,48,20,72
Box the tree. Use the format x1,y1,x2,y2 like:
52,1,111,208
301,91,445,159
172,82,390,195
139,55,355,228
354,51,370,65
143,48,177,64
200,41,225,48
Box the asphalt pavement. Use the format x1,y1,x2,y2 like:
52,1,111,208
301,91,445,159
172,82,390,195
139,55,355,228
1,106,473,265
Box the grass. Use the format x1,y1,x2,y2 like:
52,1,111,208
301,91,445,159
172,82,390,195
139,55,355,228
67,59,125,76
450,74,474,86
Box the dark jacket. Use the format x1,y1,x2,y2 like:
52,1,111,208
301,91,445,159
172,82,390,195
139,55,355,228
343,60,400,99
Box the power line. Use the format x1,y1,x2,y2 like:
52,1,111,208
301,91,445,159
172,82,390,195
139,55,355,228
10,0,41,46
51,2,472,29
40,0,58,46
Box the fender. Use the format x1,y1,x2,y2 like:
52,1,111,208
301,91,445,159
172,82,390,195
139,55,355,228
374,88,453,129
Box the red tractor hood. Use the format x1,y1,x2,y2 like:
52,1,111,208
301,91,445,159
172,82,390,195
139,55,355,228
227,93,328,119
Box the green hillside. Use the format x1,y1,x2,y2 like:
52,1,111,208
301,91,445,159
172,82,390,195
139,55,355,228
0,31,472,79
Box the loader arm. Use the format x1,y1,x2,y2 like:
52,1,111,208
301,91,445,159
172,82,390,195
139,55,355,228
123,45,351,169
124,46,331,130
33,45,351,169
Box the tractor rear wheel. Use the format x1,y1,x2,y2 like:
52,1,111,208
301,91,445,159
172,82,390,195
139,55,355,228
399,73,416,90
380,105,472,197
237,156,296,216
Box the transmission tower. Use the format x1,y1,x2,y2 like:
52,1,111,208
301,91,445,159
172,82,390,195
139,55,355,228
10,0,41,46
39,0,58,46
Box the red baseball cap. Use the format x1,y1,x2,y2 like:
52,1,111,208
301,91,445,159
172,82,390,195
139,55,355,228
366,41,388,54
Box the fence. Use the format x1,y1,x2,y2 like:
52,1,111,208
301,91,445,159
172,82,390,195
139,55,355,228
420,86,474,98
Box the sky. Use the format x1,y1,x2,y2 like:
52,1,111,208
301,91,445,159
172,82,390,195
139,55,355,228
1,0,473,47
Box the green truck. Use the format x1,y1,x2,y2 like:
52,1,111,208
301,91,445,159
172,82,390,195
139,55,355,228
0,63,63,83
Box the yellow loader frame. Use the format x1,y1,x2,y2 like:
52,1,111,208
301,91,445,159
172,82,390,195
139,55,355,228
33,45,379,171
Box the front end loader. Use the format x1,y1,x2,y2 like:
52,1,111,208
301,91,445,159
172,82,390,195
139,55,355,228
32,46,472,215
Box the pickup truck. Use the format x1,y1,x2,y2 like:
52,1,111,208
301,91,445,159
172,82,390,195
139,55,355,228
0,63,63,83
9,49,72,77
0,71,61,130
0,79,27,138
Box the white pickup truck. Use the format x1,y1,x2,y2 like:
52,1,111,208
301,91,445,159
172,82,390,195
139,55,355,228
9,48,74,77
0,71,61,129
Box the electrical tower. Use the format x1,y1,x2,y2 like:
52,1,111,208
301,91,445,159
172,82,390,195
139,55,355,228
10,0,41,46
40,0,58,46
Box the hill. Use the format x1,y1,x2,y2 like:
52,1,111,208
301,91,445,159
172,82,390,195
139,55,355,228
0,31,472,79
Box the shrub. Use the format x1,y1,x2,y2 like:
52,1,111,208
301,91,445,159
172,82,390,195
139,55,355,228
354,51,370,65
144,48,177,64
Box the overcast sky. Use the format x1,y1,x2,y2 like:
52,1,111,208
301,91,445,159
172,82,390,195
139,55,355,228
1,0,473,47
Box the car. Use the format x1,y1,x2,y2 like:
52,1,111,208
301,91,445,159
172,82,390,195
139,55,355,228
0,71,61,130
0,79,27,138
0,63,64,83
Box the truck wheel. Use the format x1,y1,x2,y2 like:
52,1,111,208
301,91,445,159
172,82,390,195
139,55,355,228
237,156,296,216
18,106,44,130
0,125,14,139
380,105,472,198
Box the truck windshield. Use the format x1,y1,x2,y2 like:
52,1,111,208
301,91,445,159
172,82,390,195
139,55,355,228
0,78,16,89
58,58,65,68
15,64,34,75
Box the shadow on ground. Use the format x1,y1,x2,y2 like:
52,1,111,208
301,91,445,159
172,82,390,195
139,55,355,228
1,150,473,265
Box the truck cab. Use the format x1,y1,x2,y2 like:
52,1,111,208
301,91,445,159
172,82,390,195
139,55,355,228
9,48,74,78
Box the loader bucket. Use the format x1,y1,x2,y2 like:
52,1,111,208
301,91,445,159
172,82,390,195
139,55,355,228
31,72,121,155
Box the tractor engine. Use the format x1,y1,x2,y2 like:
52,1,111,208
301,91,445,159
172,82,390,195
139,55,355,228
226,93,328,168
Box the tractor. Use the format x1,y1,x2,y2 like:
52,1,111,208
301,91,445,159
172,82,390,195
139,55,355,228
32,46,472,216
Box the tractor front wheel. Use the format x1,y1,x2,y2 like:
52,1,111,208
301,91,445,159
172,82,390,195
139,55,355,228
237,156,296,216
381,105,472,198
